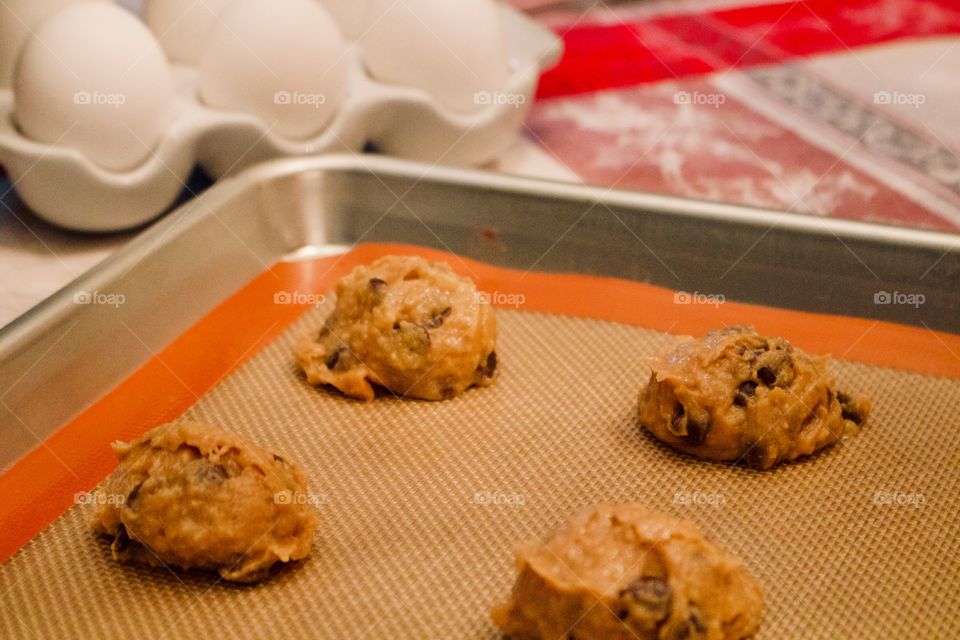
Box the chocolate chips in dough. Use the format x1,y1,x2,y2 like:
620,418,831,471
296,255,498,401
492,503,764,640
91,421,318,583
639,326,871,469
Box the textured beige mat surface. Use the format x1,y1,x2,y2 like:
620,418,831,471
1,307,958,639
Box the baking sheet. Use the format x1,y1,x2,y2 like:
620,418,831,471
1,301,957,638
3,154,959,473
1,154,958,638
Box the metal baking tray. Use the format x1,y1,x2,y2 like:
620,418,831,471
1,153,958,471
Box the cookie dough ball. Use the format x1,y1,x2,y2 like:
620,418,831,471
639,326,871,470
296,255,498,401
91,421,318,583
492,503,763,640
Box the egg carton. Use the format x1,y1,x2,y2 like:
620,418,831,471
0,5,561,232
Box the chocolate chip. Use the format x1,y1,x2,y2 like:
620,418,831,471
669,402,709,444
733,380,758,407
126,482,143,508
273,454,285,463
112,527,131,554
841,408,861,423
670,403,686,434
478,351,498,378
424,307,452,329
326,348,344,370
367,278,388,306
757,366,776,385
754,348,795,387
743,442,771,469
838,391,866,425
670,605,708,640
684,418,709,445
619,575,672,623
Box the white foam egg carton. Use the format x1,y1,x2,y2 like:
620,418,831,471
0,5,561,232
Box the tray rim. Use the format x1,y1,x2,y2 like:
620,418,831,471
3,152,959,358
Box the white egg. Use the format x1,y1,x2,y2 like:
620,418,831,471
361,0,510,114
199,0,349,141
13,3,176,172
319,0,370,40
0,0,99,88
144,0,234,64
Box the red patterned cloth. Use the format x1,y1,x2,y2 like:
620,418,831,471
516,0,960,230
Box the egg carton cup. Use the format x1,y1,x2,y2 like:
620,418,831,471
0,5,561,232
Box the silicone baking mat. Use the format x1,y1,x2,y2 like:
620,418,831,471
1,244,958,638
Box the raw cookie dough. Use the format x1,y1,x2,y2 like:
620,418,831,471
492,503,764,640
92,421,318,583
295,255,498,401
639,325,871,469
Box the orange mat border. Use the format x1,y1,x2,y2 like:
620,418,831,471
2,242,958,563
